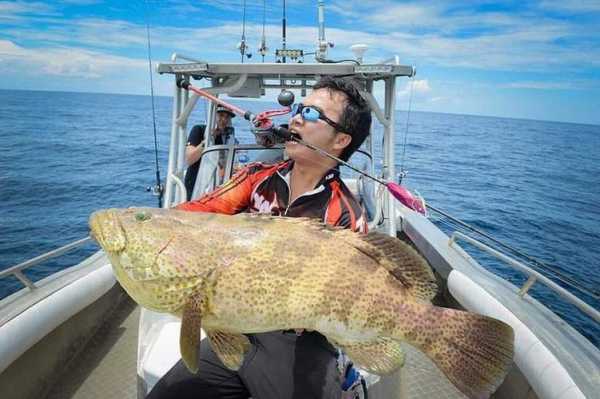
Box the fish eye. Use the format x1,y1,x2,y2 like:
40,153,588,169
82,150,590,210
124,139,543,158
135,212,152,221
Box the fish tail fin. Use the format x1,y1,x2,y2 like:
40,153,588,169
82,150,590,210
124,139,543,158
403,307,514,399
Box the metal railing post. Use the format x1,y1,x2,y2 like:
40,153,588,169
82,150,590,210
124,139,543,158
0,236,93,292
449,231,600,324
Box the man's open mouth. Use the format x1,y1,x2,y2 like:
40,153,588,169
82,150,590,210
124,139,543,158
288,130,302,141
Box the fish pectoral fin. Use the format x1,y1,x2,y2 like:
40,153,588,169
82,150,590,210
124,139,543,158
179,292,207,373
206,330,251,371
336,337,405,375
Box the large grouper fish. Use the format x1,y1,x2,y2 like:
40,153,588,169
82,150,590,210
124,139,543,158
89,207,514,398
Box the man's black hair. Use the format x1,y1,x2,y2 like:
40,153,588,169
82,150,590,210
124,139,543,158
312,76,372,161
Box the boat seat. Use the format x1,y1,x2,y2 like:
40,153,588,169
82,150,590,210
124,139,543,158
141,322,206,391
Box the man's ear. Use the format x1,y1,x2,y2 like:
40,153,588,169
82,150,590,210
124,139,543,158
333,132,352,152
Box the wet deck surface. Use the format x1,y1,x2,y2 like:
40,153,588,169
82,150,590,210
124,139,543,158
401,343,467,399
46,298,139,399
44,299,464,399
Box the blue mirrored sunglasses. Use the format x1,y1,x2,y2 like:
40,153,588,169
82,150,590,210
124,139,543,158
291,103,347,132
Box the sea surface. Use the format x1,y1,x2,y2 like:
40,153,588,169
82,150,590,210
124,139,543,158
1,89,599,347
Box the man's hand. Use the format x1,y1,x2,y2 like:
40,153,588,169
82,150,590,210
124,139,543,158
185,140,205,166
294,328,314,336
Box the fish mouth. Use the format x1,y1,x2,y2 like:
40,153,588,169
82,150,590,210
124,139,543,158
89,209,127,253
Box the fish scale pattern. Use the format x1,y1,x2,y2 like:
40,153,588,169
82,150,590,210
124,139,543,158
90,207,514,399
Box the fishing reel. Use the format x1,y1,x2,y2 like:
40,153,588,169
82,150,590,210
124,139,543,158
177,79,294,148
237,41,252,59
250,89,295,147
146,183,164,196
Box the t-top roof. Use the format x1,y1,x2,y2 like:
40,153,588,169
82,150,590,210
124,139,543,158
156,61,415,82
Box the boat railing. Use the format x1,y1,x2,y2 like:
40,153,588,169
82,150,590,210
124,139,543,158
449,231,600,324
0,237,93,292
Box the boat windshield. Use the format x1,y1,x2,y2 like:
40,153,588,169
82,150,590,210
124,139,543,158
191,144,285,199
191,143,379,224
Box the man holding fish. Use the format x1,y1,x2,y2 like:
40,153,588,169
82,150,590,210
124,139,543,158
90,76,513,399
150,76,373,398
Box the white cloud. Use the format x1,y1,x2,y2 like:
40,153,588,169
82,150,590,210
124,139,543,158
0,0,59,24
0,1,56,15
363,3,440,28
504,81,569,90
366,79,435,113
538,0,600,13
399,79,431,96
395,79,434,108
1,1,598,73
329,1,505,33
323,0,600,71
61,0,101,4
0,39,145,79
0,39,21,54
1,0,599,105
502,80,595,90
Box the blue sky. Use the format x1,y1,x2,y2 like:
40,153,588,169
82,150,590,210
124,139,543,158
1,0,599,124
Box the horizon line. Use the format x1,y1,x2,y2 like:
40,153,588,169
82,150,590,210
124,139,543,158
1,87,598,128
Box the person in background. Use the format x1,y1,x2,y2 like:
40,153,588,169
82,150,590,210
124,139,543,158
184,105,236,200
148,76,372,399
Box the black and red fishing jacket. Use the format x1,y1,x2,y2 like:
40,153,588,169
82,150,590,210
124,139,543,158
177,160,367,233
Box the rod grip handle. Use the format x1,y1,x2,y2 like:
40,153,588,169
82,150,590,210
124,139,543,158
176,78,190,90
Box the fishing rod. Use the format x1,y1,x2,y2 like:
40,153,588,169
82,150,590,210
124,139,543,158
176,81,598,298
258,0,268,62
271,126,427,214
176,79,426,214
144,0,164,208
238,0,250,62
176,79,292,133
272,124,600,298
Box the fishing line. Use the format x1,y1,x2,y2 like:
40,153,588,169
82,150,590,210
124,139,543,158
428,205,599,299
399,77,415,184
144,0,163,208
279,124,599,299
177,81,597,299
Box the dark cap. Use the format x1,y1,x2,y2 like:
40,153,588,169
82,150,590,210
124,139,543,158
216,105,235,118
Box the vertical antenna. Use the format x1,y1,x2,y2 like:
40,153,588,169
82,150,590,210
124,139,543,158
318,0,325,46
282,0,287,63
316,0,332,61
259,0,267,62
240,0,247,63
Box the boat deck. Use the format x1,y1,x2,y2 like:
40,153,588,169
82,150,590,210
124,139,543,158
401,343,467,399
43,296,466,399
46,298,139,399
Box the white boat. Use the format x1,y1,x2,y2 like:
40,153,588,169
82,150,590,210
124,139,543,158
1,3,599,399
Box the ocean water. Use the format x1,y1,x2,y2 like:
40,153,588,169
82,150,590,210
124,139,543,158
1,89,598,347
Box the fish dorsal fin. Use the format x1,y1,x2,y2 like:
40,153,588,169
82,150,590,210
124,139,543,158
205,330,251,371
239,213,341,231
237,214,437,300
342,231,438,302
335,338,405,375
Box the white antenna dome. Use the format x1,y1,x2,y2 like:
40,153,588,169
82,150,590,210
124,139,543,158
350,44,368,63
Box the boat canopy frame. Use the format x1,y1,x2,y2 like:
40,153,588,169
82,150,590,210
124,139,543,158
158,54,416,235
